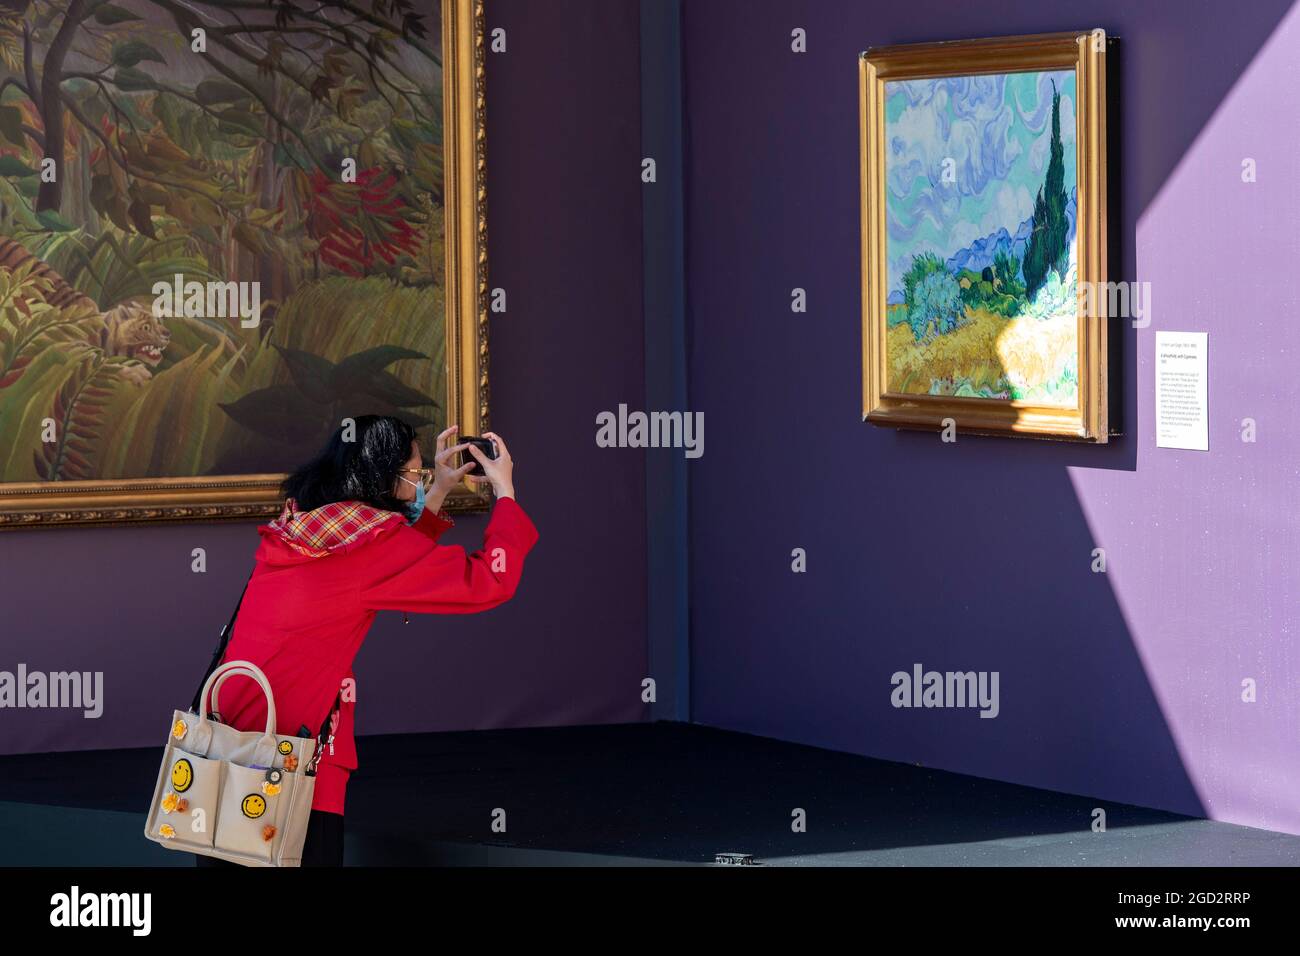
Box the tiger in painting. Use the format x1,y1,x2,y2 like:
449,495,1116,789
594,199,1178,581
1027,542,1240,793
0,237,170,383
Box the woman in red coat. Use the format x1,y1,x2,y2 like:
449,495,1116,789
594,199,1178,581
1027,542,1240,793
195,415,539,867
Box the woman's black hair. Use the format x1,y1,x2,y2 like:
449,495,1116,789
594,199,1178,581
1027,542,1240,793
282,415,417,513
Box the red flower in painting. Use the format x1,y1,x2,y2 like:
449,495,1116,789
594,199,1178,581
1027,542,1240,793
304,167,423,276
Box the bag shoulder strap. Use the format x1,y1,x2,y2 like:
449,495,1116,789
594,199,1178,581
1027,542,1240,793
306,689,343,777
189,571,254,713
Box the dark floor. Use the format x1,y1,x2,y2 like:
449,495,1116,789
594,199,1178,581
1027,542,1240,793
1,721,1297,866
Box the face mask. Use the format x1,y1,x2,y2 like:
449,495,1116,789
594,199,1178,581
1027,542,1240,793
399,475,426,525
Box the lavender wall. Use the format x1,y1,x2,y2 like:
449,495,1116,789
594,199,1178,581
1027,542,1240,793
683,0,1300,833
0,0,648,757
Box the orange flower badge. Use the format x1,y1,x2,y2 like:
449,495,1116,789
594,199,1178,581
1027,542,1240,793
262,825,277,842
171,719,188,740
283,754,298,772
159,824,176,839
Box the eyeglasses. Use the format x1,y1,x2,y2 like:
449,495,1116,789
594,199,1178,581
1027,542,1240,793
399,467,434,490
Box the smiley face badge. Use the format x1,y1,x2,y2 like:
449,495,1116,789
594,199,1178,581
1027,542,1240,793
171,758,194,793
241,793,267,819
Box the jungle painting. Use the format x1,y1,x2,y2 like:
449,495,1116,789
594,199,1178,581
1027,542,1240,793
0,0,449,484
884,69,1079,406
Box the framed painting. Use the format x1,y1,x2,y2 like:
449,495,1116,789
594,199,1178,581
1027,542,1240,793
860,30,1110,441
0,0,489,528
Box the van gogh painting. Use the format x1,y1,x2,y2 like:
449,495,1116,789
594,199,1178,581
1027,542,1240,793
861,32,1110,442
0,0,489,525
886,70,1077,404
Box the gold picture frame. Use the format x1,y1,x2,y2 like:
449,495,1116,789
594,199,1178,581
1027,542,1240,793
0,0,490,529
860,30,1109,441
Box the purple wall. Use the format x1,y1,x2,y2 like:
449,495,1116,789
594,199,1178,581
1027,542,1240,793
683,0,1300,833
7,0,1297,840
0,0,648,756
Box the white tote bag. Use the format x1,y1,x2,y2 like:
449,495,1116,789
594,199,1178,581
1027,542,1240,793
143,660,323,867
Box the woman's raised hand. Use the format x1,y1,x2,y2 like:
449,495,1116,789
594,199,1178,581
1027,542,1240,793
431,425,475,497
466,431,515,501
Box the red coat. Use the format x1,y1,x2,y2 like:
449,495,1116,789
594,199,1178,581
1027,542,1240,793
210,495,539,814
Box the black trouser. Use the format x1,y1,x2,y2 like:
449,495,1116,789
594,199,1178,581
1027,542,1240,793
194,810,345,867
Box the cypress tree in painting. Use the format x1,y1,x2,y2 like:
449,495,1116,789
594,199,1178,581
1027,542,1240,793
1022,80,1070,302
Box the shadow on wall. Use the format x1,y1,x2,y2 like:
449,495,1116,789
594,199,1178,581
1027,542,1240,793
864,426,1202,815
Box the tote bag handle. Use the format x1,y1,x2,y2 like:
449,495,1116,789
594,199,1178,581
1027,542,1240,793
198,660,278,737
207,666,277,720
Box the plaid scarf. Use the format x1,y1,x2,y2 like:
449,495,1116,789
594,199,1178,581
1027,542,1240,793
267,497,404,558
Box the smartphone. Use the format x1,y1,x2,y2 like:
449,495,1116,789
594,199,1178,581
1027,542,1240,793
457,436,497,476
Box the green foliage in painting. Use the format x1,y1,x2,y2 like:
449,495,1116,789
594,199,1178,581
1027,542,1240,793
1022,81,1070,301
958,251,1027,319
903,253,963,342
0,1,447,482
222,344,439,446
207,276,445,474
992,250,1025,303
